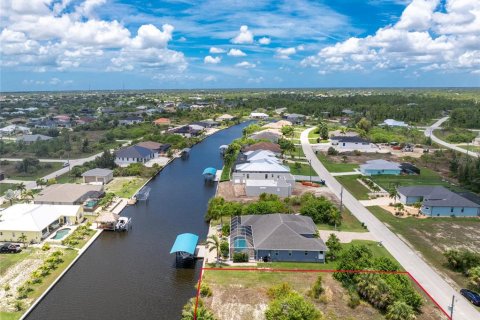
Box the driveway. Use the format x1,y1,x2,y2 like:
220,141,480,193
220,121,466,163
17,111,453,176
425,117,479,158
301,127,479,320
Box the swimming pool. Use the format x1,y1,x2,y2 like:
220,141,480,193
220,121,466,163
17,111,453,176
234,238,247,251
84,200,98,209
52,228,71,240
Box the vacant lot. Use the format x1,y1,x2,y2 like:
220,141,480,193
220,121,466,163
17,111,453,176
369,206,480,289
203,265,445,320
371,167,451,191
317,153,359,172
105,176,148,198
1,162,63,181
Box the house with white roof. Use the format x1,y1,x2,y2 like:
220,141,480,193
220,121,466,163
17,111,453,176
232,152,295,197
360,159,402,176
250,112,269,119
0,124,31,136
381,119,409,127
0,204,82,243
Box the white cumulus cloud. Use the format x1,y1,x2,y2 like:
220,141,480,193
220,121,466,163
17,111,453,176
204,55,222,64
275,47,296,59
231,25,254,44
258,37,271,45
227,48,247,57
209,47,225,53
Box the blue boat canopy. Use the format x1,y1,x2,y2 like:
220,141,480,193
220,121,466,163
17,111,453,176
170,233,199,255
202,167,217,176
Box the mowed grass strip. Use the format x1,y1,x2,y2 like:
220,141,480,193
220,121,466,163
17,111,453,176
336,175,370,200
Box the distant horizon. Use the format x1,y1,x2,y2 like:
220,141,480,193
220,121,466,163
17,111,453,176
2,86,480,95
1,1,479,91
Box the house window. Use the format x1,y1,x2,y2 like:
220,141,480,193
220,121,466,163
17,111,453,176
461,208,464,213
247,174,249,179
265,174,268,179
275,251,279,255
304,251,308,255
451,207,454,213
288,251,292,256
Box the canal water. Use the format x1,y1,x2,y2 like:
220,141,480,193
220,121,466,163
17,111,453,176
27,122,249,320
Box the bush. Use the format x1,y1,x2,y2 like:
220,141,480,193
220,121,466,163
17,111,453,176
200,282,213,298
444,249,480,274
327,147,338,155
221,224,230,237
309,275,324,299
41,243,51,251
348,290,360,309
220,241,229,258
233,252,249,263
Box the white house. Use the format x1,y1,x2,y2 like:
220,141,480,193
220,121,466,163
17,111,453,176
0,204,82,243
330,136,372,150
250,112,269,119
381,119,409,127
118,116,143,125
0,125,31,136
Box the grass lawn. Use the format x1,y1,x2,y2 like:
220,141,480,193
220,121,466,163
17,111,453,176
317,209,367,232
317,153,359,173
369,206,480,289
105,177,148,198
0,249,32,276
292,146,305,158
0,183,17,196
336,175,370,200
371,167,450,191
458,145,480,153
3,162,63,181
288,162,314,176
0,312,22,320
220,163,231,182
55,172,82,184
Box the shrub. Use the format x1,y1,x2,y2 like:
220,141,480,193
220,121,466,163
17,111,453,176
220,241,229,258
41,243,51,251
310,275,324,299
348,290,360,309
327,147,338,155
233,252,249,263
200,282,213,298
221,224,230,236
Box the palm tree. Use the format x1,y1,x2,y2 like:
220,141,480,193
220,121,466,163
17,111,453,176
23,190,35,201
16,183,26,196
388,188,398,204
36,178,46,189
206,234,221,266
18,234,28,248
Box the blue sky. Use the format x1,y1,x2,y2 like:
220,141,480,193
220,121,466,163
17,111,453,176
0,0,479,91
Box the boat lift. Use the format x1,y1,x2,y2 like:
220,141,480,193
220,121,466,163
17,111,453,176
170,233,202,263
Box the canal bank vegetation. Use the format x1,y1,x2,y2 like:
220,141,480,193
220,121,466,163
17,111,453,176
200,242,444,320
205,193,342,228
0,248,77,319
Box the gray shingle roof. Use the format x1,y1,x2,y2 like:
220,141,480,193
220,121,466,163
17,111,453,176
115,145,153,158
239,214,327,251
331,136,370,143
398,186,480,208
81,168,113,177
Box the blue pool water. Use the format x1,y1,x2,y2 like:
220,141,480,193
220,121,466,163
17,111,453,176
84,200,98,208
234,238,247,249
52,228,71,240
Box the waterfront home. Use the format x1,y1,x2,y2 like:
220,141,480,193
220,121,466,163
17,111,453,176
330,136,372,149
16,134,53,144
381,119,409,127
397,186,480,217
284,113,306,124
250,112,269,119
243,142,282,155
136,141,171,156
238,150,280,163
232,158,293,184
34,119,57,129
114,145,155,165
153,117,171,126
0,124,31,136
168,125,203,138
192,120,219,128
230,214,326,262
0,204,82,243
82,168,114,184
34,184,104,205
262,120,293,129
250,129,282,143
119,116,143,125
217,114,234,121
360,159,402,176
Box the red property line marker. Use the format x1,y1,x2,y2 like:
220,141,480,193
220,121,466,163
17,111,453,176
194,267,452,320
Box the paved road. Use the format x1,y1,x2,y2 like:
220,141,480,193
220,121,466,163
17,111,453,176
425,117,479,158
301,127,479,320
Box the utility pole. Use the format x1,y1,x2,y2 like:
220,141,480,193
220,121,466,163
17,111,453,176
450,295,455,320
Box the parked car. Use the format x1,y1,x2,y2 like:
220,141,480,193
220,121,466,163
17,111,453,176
0,243,22,253
460,288,480,306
